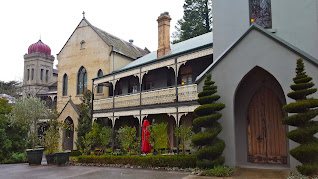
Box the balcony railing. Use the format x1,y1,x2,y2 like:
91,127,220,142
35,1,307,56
115,93,140,108
93,84,198,110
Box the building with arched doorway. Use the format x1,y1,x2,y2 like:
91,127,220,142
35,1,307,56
195,0,318,170
56,14,149,150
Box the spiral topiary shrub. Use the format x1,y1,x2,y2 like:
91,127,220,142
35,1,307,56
192,74,225,169
282,59,318,175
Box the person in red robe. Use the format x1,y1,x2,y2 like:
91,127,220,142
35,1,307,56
141,120,151,154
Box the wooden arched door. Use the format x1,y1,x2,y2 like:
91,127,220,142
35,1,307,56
63,117,74,150
247,88,287,164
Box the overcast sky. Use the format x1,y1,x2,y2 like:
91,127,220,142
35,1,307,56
0,0,184,82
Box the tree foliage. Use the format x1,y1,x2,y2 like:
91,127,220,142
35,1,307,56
149,122,168,154
76,90,92,150
174,125,193,155
117,126,138,154
99,126,112,154
282,59,318,175
0,98,13,161
0,81,21,98
192,74,225,168
172,0,212,44
9,97,48,149
41,110,60,154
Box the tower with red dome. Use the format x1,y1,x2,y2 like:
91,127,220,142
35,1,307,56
23,39,57,101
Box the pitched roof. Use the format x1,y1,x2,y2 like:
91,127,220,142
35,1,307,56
93,26,150,59
195,24,318,83
58,18,149,60
58,98,80,118
93,32,212,79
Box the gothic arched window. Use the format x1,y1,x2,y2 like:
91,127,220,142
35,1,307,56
249,0,272,29
77,66,87,94
27,69,30,81
63,74,68,96
31,69,34,80
46,70,49,82
97,69,103,93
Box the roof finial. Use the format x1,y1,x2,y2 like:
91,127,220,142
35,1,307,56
39,34,41,41
82,11,85,19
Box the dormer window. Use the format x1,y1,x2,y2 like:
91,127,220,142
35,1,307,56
249,0,272,29
80,40,86,50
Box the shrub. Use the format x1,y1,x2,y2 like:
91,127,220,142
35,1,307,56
0,98,12,161
1,152,27,164
150,122,168,154
174,125,193,154
117,126,138,154
282,59,318,175
77,154,197,168
192,74,225,169
70,150,82,156
79,132,93,155
99,126,112,154
200,166,234,177
41,110,60,154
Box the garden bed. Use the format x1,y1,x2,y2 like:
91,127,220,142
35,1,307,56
76,154,197,169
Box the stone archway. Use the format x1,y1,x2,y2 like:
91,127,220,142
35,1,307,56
62,117,74,150
234,66,288,165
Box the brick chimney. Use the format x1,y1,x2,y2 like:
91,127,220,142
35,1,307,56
157,12,171,59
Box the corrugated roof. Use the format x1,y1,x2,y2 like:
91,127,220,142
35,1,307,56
118,32,213,71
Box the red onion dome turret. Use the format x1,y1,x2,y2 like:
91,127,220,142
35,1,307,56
28,40,51,55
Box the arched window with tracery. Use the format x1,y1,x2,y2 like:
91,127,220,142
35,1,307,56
97,69,103,93
63,74,68,96
77,66,87,94
249,0,272,29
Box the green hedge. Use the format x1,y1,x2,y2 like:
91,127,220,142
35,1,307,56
77,155,197,168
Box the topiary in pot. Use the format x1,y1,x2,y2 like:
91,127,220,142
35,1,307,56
192,74,225,168
282,59,318,175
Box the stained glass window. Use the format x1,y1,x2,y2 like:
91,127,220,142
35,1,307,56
77,66,87,94
249,0,272,28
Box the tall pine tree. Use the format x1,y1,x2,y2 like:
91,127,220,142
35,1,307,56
192,74,225,168
283,59,318,175
172,0,212,44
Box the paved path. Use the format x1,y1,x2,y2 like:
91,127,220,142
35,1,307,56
0,159,290,179
0,163,190,179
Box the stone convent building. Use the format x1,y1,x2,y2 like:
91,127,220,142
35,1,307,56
56,14,150,150
23,0,318,172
